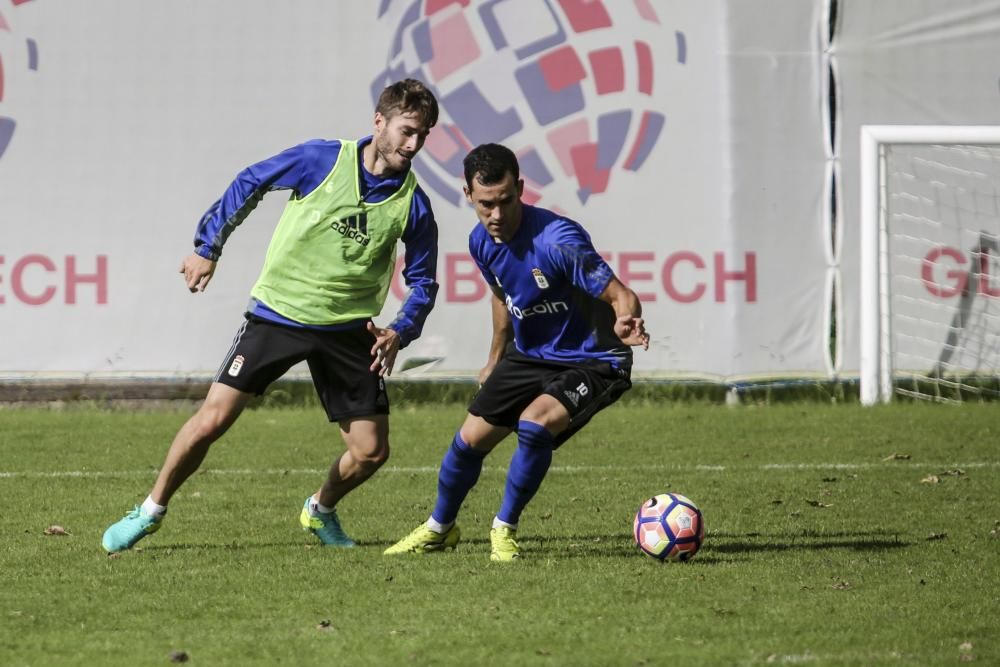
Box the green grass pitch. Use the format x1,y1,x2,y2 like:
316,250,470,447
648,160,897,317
1,402,997,665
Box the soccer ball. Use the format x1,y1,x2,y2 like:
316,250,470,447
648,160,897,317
633,493,704,562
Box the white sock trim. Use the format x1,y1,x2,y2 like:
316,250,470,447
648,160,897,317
141,495,167,518
426,517,453,534
492,516,516,530
310,497,335,515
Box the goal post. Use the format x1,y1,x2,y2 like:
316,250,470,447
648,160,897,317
860,125,1000,405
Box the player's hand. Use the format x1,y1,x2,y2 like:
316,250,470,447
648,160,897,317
179,253,217,293
614,314,650,350
368,322,401,377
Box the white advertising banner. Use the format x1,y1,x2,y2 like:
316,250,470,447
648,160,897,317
0,0,829,380
833,0,1000,375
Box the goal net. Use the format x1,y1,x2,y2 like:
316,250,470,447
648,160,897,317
860,125,1000,405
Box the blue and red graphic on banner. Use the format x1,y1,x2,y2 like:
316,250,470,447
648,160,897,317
372,0,683,208
0,0,38,160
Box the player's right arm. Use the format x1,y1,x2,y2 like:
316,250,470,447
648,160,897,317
480,284,513,385
470,228,513,383
179,253,217,293
184,140,334,292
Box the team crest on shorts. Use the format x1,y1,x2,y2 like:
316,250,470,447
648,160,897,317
228,355,245,377
532,268,549,289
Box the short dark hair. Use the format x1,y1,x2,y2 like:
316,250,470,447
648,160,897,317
463,143,520,189
375,79,439,128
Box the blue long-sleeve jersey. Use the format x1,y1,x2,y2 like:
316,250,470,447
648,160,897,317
470,205,632,370
193,135,438,348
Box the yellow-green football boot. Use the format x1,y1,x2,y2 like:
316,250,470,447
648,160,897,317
383,523,461,555
489,526,521,561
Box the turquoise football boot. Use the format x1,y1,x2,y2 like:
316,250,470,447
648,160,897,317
102,505,162,553
299,498,356,547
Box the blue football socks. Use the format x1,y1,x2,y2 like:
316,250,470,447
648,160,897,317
496,420,555,526
431,432,487,525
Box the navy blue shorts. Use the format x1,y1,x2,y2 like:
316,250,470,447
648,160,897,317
468,347,632,448
214,314,388,422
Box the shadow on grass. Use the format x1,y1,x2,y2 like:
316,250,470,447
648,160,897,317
140,537,450,551
136,539,310,552
138,537,457,551
525,528,912,561
707,532,910,555
130,529,911,563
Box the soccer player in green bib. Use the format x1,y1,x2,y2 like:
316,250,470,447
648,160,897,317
102,79,440,552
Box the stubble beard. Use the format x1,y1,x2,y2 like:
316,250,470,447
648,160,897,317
375,135,404,175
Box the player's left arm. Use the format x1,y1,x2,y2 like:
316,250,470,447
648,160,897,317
549,220,650,350
375,189,440,375
599,277,650,350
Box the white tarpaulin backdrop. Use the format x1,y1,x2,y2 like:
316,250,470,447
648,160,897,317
0,0,994,381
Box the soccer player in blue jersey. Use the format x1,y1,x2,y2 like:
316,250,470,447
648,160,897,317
102,79,441,553
385,143,649,561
